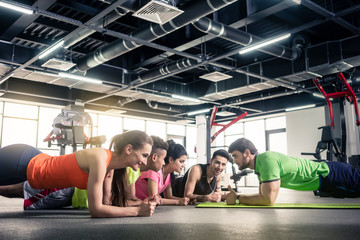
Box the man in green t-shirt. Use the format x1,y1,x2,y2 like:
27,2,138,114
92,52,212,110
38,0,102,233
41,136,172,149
225,138,360,206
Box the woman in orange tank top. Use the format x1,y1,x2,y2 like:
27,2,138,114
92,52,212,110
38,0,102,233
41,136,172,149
0,130,156,218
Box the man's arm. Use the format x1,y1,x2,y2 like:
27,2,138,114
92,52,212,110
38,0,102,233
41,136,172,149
184,166,221,202
238,180,280,206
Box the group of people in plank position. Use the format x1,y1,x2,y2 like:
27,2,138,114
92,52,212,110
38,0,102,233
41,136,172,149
0,130,359,218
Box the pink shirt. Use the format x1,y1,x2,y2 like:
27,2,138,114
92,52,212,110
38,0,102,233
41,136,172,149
135,169,171,200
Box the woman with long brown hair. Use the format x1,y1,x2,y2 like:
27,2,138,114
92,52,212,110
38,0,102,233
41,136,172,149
0,130,156,217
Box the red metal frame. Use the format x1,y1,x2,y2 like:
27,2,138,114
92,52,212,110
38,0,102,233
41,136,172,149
210,106,248,143
313,72,360,128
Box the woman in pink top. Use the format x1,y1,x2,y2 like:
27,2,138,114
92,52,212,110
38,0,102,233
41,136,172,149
135,140,189,205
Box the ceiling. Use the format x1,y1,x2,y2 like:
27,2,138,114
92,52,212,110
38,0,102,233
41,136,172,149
0,0,360,123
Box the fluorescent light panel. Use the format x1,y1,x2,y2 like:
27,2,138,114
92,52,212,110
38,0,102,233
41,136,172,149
313,93,325,99
285,104,316,112
39,40,64,59
172,94,200,103
239,33,291,54
292,0,301,4
188,108,210,116
58,72,102,84
0,1,33,14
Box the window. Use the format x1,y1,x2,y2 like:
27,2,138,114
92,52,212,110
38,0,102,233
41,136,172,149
146,121,166,140
265,116,287,154
267,130,287,154
265,116,286,130
167,123,185,136
2,118,38,147
244,120,265,153
4,102,38,119
98,115,123,149
124,117,145,131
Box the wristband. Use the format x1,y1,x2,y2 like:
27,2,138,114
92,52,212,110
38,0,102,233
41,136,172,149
236,195,241,204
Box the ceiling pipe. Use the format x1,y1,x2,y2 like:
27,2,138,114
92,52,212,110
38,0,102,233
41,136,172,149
63,7,129,49
145,99,182,112
137,58,199,82
192,17,303,61
76,0,237,71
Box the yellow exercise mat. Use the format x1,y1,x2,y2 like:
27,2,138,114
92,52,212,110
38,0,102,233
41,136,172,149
196,202,360,209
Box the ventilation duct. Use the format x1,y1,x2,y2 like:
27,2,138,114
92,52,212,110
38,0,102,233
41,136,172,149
76,0,237,71
138,58,199,82
145,99,181,112
63,7,128,49
132,0,184,24
192,17,304,61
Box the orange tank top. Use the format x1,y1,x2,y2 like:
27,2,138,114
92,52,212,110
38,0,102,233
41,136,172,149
27,149,113,190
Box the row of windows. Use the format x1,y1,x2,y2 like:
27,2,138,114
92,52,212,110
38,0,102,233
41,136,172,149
0,102,196,159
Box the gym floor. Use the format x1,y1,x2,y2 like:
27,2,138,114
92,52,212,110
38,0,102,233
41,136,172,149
0,188,359,240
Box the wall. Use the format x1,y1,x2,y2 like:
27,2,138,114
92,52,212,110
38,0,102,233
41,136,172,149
286,106,325,159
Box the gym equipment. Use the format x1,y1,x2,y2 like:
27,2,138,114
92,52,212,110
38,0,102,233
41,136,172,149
196,202,360,209
301,125,344,162
304,72,359,164
210,107,248,143
313,72,359,128
43,107,106,155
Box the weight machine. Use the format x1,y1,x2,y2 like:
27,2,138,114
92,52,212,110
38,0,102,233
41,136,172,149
302,72,360,167
43,106,106,155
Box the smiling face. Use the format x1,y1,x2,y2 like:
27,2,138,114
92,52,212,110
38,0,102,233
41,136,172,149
128,143,152,171
231,150,250,170
210,155,228,176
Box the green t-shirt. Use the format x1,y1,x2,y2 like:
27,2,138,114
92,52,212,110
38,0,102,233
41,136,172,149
255,151,330,191
72,167,141,208
126,167,141,185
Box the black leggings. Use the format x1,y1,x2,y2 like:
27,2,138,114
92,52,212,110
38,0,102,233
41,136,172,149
0,144,42,186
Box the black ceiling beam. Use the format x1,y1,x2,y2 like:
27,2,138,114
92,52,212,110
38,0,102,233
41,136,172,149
132,0,297,69
301,0,360,34
0,0,57,41
0,0,128,84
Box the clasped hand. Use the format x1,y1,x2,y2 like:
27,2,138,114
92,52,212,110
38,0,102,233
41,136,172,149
225,185,237,205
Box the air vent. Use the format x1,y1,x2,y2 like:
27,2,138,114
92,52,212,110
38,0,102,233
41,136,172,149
199,71,233,82
41,58,76,71
133,0,184,25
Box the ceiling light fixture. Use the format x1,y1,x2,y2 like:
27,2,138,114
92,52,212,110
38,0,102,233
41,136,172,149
0,1,33,14
312,93,325,99
188,108,210,116
58,72,103,84
172,94,200,103
292,0,301,4
285,104,316,112
39,40,64,59
239,33,291,54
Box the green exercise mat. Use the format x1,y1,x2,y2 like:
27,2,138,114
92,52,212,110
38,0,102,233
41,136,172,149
196,202,360,209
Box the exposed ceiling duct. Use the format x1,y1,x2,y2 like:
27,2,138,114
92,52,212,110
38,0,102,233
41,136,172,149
138,58,199,82
63,7,129,49
76,0,237,71
192,17,304,61
0,0,359,121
